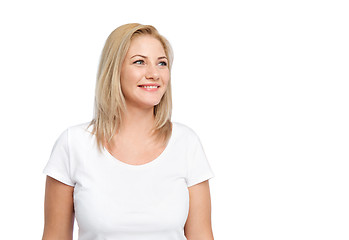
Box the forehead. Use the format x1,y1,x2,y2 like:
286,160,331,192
127,35,165,56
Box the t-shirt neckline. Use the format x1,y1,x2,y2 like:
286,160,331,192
102,122,176,169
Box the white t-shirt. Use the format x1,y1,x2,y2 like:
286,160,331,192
42,121,215,240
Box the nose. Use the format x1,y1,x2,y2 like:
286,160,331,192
145,64,160,80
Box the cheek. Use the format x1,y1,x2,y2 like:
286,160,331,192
121,68,142,85
162,71,170,84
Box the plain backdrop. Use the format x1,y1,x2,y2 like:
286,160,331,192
0,0,348,239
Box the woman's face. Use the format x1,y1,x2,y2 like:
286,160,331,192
120,35,170,110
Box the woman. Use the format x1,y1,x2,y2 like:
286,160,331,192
42,23,215,240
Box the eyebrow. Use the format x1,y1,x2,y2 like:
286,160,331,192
131,54,168,60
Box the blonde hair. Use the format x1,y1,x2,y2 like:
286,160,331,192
86,23,174,153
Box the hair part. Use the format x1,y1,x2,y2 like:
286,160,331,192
86,23,174,153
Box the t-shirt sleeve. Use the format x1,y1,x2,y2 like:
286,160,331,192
42,128,75,187
186,134,215,187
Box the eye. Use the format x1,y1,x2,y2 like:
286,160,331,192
133,59,144,65
158,61,168,66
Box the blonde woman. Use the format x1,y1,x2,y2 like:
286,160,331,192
42,23,215,240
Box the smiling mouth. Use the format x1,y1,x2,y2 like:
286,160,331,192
137,85,160,89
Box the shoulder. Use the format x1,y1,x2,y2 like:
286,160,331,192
66,121,93,134
56,121,94,144
172,121,201,142
51,121,95,154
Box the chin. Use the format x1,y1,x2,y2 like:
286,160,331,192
140,101,161,109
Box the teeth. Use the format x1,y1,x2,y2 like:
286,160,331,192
140,86,158,88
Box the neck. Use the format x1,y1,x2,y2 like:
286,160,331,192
118,104,156,138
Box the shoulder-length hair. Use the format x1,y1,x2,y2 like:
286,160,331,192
86,23,174,153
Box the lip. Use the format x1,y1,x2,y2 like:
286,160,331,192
137,83,160,87
138,85,160,92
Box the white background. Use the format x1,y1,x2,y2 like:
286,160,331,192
1,0,348,239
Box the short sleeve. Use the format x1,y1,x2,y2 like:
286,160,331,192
42,128,75,187
186,134,215,187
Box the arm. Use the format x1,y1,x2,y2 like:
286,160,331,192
184,180,214,240
42,176,75,240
